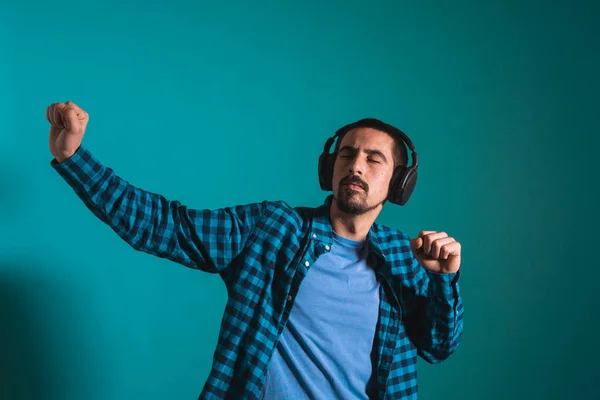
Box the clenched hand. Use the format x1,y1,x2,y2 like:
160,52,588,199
46,101,89,163
410,231,461,274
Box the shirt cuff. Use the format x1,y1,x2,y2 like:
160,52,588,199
50,145,106,187
426,269,461,301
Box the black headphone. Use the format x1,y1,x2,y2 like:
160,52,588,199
318,118,419,206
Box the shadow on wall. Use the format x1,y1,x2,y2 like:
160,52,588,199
0,257,109,400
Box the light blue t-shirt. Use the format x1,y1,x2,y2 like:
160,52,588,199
261,231,381,399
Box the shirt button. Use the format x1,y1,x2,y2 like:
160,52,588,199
312,233,317,239
304,260,310,267
325,245,330,251
288,295,292,301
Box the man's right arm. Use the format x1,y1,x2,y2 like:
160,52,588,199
46,101,266,274
51,145,267,274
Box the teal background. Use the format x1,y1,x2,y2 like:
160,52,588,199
1,1,598,399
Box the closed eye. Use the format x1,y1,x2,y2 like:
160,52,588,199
338,145,388,165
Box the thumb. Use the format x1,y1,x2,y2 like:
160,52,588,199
410,236,423,253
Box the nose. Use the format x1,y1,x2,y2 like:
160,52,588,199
349,155,366,175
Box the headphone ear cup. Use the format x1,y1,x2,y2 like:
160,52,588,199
388,166,418,205
318,153,336,191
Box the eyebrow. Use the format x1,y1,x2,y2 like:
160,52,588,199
338,145,388,163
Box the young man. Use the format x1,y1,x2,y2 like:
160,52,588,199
47,101,463,399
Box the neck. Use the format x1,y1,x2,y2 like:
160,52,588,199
329,199,381,242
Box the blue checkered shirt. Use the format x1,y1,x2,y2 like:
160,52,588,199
52,146,464,400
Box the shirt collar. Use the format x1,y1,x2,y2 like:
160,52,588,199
310,195,387,263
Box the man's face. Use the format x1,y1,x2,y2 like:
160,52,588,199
332,127,396,215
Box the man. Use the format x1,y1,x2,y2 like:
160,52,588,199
47,101,463,399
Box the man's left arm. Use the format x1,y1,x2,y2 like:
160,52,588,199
400,230,464,364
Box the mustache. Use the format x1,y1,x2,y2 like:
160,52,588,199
340,176,368,191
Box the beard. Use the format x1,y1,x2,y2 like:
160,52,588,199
335,184,383,216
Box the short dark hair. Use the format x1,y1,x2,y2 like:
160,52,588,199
333,118,408,168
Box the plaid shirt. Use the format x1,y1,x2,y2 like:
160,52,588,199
52,146,464,400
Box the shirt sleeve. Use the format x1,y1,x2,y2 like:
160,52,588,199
397,238,464,364
51,146,267,275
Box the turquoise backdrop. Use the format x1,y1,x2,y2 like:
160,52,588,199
1,1,598,399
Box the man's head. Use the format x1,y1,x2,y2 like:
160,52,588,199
331,118,408,216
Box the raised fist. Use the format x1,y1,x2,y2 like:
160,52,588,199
46,101,89,163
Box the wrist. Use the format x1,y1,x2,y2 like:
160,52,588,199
54,148,78,164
